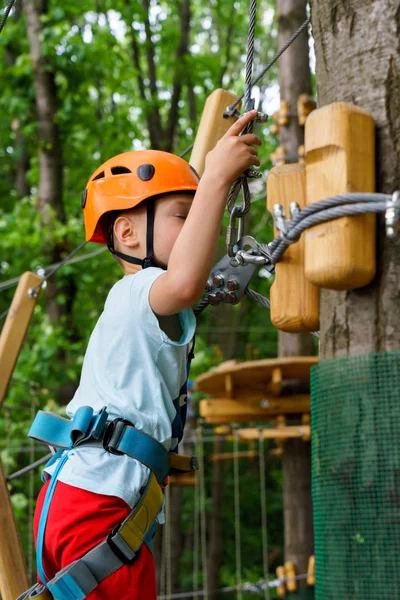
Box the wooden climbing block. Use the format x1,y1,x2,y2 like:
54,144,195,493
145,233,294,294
297,94,316,126
0,459,29,599
307,555,315,586
169,472,196,487
304,102,376,290
190,89,240,177
285,561,297,591
0,272,43,407
267,164,320,332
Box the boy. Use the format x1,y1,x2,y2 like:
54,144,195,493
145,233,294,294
28,110,260,600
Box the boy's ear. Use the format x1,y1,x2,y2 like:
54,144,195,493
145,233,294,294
113,215,140,248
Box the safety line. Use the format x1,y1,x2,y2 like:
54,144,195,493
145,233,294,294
0,0,16,35
227,16,311,114
0,246,107,294
30,240,88,294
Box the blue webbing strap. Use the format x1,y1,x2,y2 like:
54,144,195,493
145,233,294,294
114,427,169,484
36,451,70,584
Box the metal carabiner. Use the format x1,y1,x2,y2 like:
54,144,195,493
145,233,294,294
226,206,242,257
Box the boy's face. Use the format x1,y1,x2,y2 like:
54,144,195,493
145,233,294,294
152,192,194,268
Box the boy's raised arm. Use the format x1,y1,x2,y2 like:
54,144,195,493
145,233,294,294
150,110,261,317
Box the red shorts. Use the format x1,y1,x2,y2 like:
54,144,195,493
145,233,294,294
34,480,157,600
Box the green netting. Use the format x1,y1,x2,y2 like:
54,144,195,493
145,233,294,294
311,351,400,600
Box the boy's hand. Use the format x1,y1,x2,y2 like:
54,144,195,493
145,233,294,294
204,109,261,187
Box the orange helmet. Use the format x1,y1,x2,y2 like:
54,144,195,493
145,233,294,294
82,150,199,268
82,150,199,244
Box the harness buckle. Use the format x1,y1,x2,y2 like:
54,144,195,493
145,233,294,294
102,418,133,455
106,525,137,565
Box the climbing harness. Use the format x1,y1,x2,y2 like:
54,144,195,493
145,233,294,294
18,406,198,600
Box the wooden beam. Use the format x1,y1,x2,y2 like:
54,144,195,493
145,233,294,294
169,472,196,487
209,450,258,463
0,272,42,407
237,425,311,442
0,459,29,599
200,395,310,424
189,89,239,177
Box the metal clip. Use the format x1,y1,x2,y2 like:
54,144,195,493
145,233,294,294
273,204,288,238
230,250,267,267
226,206,245,257
256,112,268,123
224,104,242,119
386,191,400,238
289,202,301,220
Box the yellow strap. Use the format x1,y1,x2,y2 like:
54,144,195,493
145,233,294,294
118,473,163,553
169,453,196,472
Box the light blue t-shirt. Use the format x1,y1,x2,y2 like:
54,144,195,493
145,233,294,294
44,267,196,508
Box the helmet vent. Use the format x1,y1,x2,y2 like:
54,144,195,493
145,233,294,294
92,171,105,181
111,166,132,175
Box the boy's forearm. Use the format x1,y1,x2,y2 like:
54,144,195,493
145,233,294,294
166,173,231,300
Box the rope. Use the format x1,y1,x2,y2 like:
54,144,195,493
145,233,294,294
179,142,195,159
6,452,53,481
233,428,242,600
0,0,16,35
197,423,209,599
258,431,270,600
0,247,107,295
227,17,311,114
165,484,172,600
193,462,200,593
30,241,88,294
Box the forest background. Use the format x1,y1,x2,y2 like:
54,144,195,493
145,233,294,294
0,0,313,596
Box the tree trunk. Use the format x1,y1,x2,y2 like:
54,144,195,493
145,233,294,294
23,0,66,325
276,0,315,582
310,0,400,359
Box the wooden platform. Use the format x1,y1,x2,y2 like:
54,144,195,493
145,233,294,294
196,356,318,398
196,357,317,424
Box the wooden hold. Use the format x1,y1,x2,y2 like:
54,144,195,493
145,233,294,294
267,164,320,333
304,102,376,289
276,565,287,597
298,144,305,163
199,395,311,424
297,94,317,126
307,555,315,586
271,146,287,165
271,111,280,135
0,459,29,599
278,100,290,126
0,272,43,407
285,561,297,592
189,89,239,177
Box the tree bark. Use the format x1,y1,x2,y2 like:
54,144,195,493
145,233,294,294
310,0,400,360
276,0,315,582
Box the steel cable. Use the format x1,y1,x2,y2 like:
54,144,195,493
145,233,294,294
0,0,16,35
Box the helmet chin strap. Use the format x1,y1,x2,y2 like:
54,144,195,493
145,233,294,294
108,200,162,270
